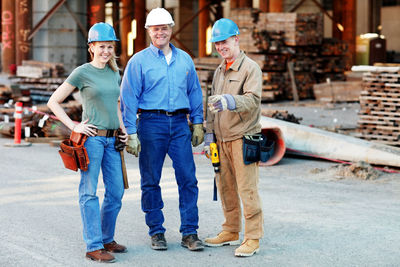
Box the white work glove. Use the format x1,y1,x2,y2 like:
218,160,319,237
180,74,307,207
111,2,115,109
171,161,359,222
203,133,215,158
208,94,236,114
126,133,141,157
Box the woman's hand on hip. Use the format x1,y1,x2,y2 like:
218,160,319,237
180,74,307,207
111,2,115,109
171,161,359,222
73,119,98,136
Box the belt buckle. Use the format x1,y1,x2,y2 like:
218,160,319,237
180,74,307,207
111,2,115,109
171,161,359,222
165,111,173,116
106,129,114,137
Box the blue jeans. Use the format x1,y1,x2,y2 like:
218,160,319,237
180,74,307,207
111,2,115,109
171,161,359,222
80,136,124,252
137,112,199,237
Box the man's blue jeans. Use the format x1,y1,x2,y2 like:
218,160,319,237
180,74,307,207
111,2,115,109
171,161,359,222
80,136,124,252
137,112,199,237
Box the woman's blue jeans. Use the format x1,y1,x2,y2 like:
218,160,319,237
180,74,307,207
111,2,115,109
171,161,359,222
79,136,124,252
138,112,199,237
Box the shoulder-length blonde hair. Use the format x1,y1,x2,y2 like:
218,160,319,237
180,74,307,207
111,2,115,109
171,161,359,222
88,41,119,72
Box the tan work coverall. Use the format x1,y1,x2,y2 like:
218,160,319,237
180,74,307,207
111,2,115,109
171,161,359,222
206,51,264,240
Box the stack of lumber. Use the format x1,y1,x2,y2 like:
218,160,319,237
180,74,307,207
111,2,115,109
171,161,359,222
17,60,65,78
262,72,286,101
10,61,67,105
315,38,349,83
256,12,323,46
0,101,81,139
356,67,400,146
252,30,286,54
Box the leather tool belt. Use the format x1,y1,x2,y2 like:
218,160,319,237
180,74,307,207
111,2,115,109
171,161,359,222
138,109,188,116
59,131,90,172
96,129,118,137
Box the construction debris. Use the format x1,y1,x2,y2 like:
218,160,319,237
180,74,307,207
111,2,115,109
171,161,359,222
310,161,381,180
261,109,302,124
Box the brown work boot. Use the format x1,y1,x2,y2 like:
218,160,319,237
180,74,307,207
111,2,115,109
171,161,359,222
181,234,204,251
86,249,116,263
104,241,127,253
234,239,260,257
204,231,240,247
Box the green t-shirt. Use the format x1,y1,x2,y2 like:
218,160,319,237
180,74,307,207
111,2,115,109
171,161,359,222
66,63,121,130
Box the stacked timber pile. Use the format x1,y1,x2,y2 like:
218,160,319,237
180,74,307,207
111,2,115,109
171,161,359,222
256,12,323,46
9,60,66,105
356,67,400,146
0,101,81,139
315,38,349,83
229,9,331,101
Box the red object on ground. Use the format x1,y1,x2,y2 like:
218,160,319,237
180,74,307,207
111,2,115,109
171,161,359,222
14,102,23,144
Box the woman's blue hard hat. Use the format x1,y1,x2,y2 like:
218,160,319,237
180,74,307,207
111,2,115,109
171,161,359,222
88,22,119,44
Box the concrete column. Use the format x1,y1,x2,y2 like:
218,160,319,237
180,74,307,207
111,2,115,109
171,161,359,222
259,0,269,12
269,0,283,12
231,0,239,9
1,0,16,73
16,0,32,66
198,0,208,57
333,0,356,65
239,0,253,8
134,0,146,53
88,0,105,26
120,0,134,67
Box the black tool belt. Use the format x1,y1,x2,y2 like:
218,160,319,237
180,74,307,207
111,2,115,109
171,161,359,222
96,129,118,137
138,109,188,116
243,133,275,165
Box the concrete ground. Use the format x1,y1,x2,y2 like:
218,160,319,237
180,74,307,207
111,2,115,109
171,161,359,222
1,102,400,266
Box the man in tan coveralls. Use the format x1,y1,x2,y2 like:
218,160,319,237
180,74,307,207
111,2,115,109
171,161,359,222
203,18,264,257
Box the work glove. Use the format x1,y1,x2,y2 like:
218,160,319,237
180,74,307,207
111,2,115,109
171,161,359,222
203,133,215,158
126,133,141,157
208,94,236,114
191,124,204,147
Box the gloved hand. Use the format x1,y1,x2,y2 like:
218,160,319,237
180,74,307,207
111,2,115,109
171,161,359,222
191,124,204,147
208,94,236,114
126,133,141,157
203,133,215,158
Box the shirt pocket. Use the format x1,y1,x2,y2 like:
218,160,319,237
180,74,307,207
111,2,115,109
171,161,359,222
227,75,243,95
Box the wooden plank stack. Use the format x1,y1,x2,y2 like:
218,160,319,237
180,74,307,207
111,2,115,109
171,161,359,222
256,12,323,46
356,67,400,146
196,9,347,102
9,61,67,105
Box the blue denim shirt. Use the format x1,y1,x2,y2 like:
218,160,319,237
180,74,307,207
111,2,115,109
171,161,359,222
121,43,204,134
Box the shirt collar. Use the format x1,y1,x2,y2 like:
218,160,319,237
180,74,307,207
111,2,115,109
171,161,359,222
218,50,246,72
149,43,176,57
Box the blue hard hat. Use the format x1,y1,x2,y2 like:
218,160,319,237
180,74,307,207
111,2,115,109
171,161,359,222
88,22,119,44
210,18,240,43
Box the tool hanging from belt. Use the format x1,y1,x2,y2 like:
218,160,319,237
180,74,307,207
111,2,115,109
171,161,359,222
113,129,129,189
97,128,129,190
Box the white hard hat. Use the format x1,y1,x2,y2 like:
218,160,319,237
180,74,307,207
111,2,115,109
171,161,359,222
145,8,175,28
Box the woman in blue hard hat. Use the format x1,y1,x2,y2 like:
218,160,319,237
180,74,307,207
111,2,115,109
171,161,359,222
47,22,128,263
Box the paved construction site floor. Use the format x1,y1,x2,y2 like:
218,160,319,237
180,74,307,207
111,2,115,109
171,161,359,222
1,101,400,266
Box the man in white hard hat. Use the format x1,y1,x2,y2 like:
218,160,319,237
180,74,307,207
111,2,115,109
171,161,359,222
203,18,264,257
120,8,204,252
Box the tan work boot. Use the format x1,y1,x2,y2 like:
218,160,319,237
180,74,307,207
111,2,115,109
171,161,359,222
204,231,240,247
234,239,259,257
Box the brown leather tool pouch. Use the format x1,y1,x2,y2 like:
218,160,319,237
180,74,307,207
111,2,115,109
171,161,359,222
59,132,89,172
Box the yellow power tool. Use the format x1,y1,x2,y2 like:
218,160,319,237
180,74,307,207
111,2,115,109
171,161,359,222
210,142,220,173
